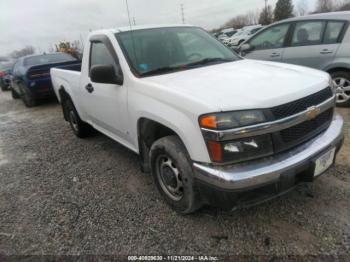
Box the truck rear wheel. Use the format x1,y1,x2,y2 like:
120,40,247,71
150,135,202,214
64,99,94,138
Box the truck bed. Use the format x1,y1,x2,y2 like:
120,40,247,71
50,67,81,103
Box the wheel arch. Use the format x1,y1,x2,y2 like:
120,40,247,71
58,86,73,121
327,67,350,75
137,117,182,172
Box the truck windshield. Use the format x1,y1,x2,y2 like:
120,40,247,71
116,27,240,77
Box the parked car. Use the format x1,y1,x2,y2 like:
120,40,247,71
217,33,229,42
221,28,237,38
51,25,344,214
11,53,81,107
237,11,350,107
225,25,263,47
222,29,242,45
0,62,14,91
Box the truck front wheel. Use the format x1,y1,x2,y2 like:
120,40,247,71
64,99,94,138
150,135,202,214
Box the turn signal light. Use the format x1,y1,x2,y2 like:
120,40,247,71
207,141,222,162
200,115,217,129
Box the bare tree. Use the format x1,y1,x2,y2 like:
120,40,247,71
246,10,260,25
297,0,308,16
10,46,35,59
316,0,336,12
224,14,251,29
337,0,350,10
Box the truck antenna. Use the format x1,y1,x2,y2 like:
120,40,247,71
125,0,139,71
125,0,133,31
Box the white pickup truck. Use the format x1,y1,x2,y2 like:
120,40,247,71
51,25,344,214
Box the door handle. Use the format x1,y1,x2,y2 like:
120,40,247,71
320,49,333,55
85,83,94,93
270,53,280,58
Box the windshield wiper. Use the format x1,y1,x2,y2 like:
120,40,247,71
139,58,234,77
185,57,234,68
140,66,182,77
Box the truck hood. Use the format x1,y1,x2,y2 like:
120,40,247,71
143,59,330,112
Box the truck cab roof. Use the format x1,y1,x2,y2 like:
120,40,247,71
91,24,196,36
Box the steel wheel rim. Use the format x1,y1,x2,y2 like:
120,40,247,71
156,155,184,201
69,110,79,132
333,77,350,103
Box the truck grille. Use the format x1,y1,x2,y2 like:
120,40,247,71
271,87,333,120
271,87,334,153
280,109,333,143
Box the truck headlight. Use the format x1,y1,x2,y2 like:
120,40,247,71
207,135,273,163
200,110,272,163
200,110,266,130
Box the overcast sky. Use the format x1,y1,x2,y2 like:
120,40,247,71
0,0,317,57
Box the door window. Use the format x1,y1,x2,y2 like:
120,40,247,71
89,41,122,81
90,42,116,68
324,21,345,44
249,24,289,50
291,21,325,46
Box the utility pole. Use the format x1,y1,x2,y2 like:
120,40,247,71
133,17,136,26
264,0,268,23
181,4,185,24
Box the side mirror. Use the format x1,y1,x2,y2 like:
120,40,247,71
239,43,254,57
90,64,123,85
240,43,252,52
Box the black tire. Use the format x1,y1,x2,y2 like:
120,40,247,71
150,135,202,214
64,99,94,138
11,88,20,99
20,85,37,107
331,71,350,107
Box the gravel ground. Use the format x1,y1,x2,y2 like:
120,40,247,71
0,90,349,258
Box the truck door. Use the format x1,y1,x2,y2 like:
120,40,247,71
81,38,131,145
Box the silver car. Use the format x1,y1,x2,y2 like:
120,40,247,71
238,11,350,107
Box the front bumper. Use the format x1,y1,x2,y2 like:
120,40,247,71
193,114,345,193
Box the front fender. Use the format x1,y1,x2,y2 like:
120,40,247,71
129,92,211,163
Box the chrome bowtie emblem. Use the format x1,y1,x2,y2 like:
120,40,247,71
306,106,321,120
